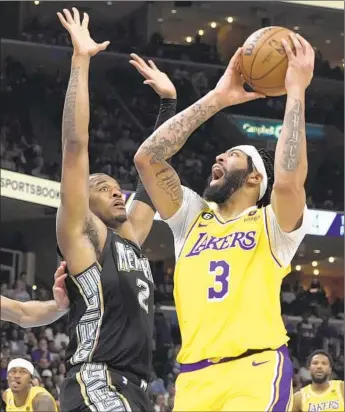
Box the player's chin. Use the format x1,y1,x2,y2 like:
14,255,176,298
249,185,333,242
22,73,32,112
113,210,127,223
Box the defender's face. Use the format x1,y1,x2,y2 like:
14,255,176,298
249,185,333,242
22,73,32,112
310,354,332,384
210,149,249,188
7,367,31,393
89,175,127,227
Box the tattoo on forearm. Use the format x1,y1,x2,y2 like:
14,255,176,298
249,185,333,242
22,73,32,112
155,167,182,205
62,67,80,148
143,102,218,164
281,99,305,172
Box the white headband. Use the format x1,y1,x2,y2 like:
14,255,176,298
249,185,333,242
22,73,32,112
230,145,268,201
7,358,34,375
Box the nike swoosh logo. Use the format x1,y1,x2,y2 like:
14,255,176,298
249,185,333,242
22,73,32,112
252,361,269,367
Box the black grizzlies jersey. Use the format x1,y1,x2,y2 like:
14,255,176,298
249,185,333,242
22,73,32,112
63,229,154,381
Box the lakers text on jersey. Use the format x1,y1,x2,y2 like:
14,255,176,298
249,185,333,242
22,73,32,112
174,205,288,363
301,381,344,412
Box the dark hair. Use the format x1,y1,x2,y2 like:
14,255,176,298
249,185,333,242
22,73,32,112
256,148,275,208
307,349,334,369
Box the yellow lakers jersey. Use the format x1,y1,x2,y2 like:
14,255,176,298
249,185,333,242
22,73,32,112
174,205,289,364
5,386,58,412
301,381,344,412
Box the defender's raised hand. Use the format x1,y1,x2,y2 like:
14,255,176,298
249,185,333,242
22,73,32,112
129,53,176,99
57,8,110,57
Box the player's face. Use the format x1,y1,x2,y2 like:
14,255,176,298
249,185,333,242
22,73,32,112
7,367,31,393
203,149,252,204
89,174,127,228
309,354,332,384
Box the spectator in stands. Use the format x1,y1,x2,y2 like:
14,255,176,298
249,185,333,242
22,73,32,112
153,393,168,412
53,323,69,351
317,317,341,357
31,337,52,364
297,314,317,361
307,278,328,316
11,280,31,302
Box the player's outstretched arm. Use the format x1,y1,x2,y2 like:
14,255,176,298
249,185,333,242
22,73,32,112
292,391,302,412
134,48,264,220
56,8,109,272
271,33,314,232
1,263,69,328
128,54,177,244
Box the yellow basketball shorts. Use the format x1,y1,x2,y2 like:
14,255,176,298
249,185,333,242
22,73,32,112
174,345,293,412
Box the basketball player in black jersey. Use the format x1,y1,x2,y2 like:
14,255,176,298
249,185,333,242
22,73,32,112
56,8,177,412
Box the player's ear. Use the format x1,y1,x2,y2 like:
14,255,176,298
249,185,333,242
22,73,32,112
247,171,262,187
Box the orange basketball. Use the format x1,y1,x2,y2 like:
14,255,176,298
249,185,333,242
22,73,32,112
240,26,295,97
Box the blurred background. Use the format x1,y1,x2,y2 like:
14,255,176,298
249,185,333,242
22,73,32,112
0,1,344,411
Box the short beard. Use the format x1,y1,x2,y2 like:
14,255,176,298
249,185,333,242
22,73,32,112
105,213,127,229
203,167,250,205
311,374,329,384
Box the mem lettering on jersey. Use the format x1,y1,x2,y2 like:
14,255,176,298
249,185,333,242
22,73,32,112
115,242,154,284
308,400,340,411
185,231,257,257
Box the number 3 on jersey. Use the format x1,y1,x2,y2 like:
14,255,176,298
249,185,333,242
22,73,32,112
137,278,150,313
208,260,230,301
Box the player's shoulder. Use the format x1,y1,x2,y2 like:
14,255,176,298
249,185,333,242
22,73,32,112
293,390,303,411
2,388,10,402
181,186,207,207
32,388,56,407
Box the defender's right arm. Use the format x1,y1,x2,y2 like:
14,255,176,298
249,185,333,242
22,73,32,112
56,9,109,274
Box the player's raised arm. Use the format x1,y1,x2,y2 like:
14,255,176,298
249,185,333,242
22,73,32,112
271,33,314,232
134,48,265,220
127,54,177,244
1,263,69,328
56,8,109,272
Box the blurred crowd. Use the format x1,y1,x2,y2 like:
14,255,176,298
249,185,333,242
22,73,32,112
20,15,344,81
0,269,344,411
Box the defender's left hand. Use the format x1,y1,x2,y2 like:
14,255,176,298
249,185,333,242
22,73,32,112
129,53,177,99
53,261,70,311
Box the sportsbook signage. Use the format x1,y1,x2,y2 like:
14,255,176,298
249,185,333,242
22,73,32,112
1,169,61,208
1,170,343,237
231,115,325,141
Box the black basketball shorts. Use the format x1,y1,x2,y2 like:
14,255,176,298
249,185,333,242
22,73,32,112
59,363,152,412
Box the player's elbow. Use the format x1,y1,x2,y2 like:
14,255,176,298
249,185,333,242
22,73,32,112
273,175,305,195
134,150,150,171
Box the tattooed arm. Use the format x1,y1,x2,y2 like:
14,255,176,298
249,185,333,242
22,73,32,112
56,8,109,274
134,92,220,219
271,33,314,232
134,48,264,220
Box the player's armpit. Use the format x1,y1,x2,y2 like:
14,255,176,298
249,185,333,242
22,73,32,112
292,391,302,412
134,159,183,220
32,393,56,412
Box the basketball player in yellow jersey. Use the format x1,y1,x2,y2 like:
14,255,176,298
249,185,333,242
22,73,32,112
3,358,57,411
134,33,315,411
293,350,344,412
